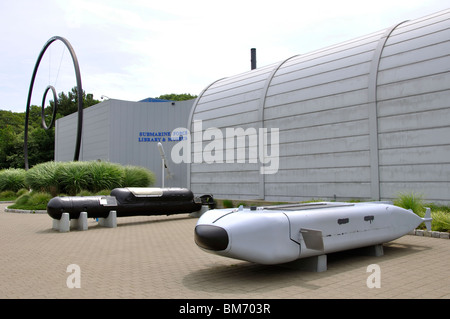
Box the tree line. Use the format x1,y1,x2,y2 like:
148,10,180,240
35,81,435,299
0,89,196,169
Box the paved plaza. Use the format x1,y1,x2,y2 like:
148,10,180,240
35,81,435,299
0,203,449,300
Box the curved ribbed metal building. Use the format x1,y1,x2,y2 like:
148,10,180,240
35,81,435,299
188,9,450,203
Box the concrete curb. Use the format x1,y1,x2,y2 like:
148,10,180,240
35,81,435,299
4,207,47,214
0,201,47,214
410,229,450,239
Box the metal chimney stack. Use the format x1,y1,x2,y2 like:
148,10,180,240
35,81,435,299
251,48,257,70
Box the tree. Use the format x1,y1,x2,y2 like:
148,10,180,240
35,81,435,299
27,127,55,166
0,111,25,169
156,93,197,101
0,110,24,134
55,87,100,117
0,125,17,169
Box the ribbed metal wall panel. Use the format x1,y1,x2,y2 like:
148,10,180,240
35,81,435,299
81,103,110,161
55,103,110,162
376,10,450,203
54,113,79,161
189,9,450,204
190,63,279,199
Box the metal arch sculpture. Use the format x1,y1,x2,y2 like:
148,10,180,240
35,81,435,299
41,85,58,130
24,36,83,170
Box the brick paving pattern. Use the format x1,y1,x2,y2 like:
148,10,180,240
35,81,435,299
0,203,449,299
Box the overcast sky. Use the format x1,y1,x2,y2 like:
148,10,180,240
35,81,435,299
1,0,448,113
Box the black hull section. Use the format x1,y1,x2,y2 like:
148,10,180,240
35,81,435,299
111,188,202,217
47,188,212,220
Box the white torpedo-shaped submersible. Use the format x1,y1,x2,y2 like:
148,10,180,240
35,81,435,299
194,202,432,269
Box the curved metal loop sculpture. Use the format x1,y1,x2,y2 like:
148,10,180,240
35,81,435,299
41,85,58,130
24,36,83,170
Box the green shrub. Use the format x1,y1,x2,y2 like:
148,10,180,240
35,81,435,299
393,192,450,232
0,190,17,201
51,161,156,194
426,203,450,213
76,190,94,197
222,199,233,208
86,161,124,192
10,191,52,210
55,161,92,196
0,168,27,192
16,188,29,197
393,192,425,216
23,161,156,196
122,165,155,187
8,161,156,208
95,189,112,196
54,161,156,194
25,161,60,195
431,210,450,233
27,192,53,209
14,193,31,206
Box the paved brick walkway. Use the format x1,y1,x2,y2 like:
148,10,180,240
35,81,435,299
0,203,449,299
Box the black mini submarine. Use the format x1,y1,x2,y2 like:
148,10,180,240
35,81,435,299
47,187,214,220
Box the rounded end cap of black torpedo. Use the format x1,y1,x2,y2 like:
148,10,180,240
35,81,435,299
194,225,229,251
46,196,65,219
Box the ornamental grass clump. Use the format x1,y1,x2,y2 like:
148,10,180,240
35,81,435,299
393,192,425,216
55,161,92,196
23,161,156,197
6,160,157,209
430,210,450,233
0,190,17,201
122,165,156,187
0,168,27,192
27,192,53,209
393,192,450,232
9,191,52,210
25,161,60,196
86,161,124,192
